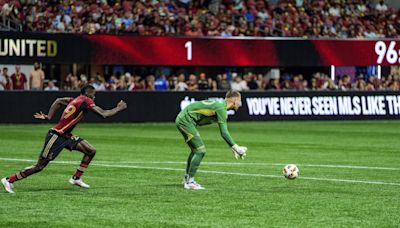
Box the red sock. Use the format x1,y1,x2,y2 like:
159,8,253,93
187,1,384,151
73,170,83,179
73,163,88,179
8,175,17,183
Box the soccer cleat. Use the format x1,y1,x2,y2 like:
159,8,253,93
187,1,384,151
1,178,15,194
69,178,90,189
184,179,205,190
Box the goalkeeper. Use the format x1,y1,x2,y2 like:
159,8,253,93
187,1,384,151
175,90,247,190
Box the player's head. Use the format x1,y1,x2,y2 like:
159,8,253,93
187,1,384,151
81,85,96,100
225,90,241,111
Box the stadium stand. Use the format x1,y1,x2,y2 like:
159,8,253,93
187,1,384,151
0,0,398,38
0,0,399,91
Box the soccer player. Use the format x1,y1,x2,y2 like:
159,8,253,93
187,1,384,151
176,90,247,190
1,85,127,193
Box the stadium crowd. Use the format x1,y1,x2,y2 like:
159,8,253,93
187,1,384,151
1,0,399,38
59,68,400,92
2,64,400,91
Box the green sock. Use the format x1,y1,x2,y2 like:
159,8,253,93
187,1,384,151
187,152,205,178
186,151,195,174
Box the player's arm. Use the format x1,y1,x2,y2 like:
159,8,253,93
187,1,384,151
34,97,72,120
218,122,247,159
216,108,247,159
218,122,236,147
91,100,127,118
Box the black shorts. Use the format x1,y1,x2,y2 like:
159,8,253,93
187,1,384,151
39,130,83,161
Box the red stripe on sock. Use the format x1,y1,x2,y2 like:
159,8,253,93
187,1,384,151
8,175,17,183
74,170,83,178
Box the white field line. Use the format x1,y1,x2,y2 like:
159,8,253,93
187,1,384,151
1,157,400,186
95,161,400,171
2,157,399,171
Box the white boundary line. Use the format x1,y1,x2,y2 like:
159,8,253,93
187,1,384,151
3,157,399,171
95,161,400,171
1,157,400,186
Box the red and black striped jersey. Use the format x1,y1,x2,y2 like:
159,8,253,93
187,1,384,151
53,95,95,135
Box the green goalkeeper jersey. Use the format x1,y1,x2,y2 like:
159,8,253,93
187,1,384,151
177,100,236,147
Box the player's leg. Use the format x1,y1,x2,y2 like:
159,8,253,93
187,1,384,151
176,121,206,189
185,151,195,177
183,137,206,190
1,157,49,193
185,136,206,180
1,130,65,193
176,121,198,177
68,139,96,188
6,157,49,183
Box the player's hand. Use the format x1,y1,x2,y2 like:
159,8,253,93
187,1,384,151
117,100,127,111
34,111,49,120
231,144,247,160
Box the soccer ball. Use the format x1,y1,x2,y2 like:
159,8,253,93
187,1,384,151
283,164,299,180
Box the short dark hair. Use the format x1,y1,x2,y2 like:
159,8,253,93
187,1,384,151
225,90,241,99
80,85,95,95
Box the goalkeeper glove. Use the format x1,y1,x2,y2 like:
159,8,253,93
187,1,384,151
231,144,247,160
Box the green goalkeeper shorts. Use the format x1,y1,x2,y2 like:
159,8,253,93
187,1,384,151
175,117,206,153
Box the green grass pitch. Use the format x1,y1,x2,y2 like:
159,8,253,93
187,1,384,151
0,121,399,227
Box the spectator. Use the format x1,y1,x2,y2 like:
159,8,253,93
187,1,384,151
309,78,318,91
130,75,145,91
329,3,341,17
168,75,178,90
266,78,281,90
64,73,79,91
281,78,293,90
121,12,134,30
2,67,12,90
231,74,249,91
155,75,168,91
353,75,366,90
208,77,218,91
106,75,118,91
176,74,188,91
246,73,259,90
187,74,198,91
91,74,106,91
117,74,128,90
339,75,352,91
0,68,6,91
198,73,209,90
44,80,59,91
257,8,270,21
29,62,45,90
217,73,230,90
325,78,338,91
389,80,400,91
376,0,388,12
177,0,191,8
292,75,303,90
11,65,27,90
79,74,89,88
146,75,156,91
